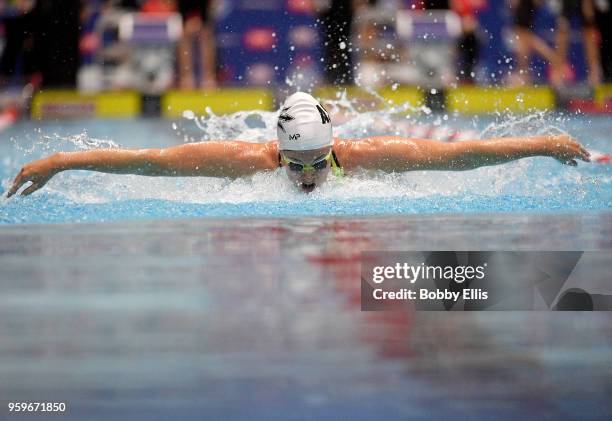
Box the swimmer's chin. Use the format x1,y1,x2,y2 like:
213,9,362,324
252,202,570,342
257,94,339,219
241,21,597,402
300,183,316,193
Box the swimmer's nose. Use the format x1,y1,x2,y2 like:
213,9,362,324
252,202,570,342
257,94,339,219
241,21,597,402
300,173,315,183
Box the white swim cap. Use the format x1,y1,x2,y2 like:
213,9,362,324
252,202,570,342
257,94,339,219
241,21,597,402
277,92,333,151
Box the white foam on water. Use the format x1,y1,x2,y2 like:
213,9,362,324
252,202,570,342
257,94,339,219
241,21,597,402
10,130,119,156
2,93,605,207
41,155,573,206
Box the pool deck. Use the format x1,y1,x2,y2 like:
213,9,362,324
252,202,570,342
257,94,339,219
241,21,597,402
1,212,611,420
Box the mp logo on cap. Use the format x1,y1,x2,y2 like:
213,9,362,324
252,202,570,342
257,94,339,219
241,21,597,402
289,133,301,140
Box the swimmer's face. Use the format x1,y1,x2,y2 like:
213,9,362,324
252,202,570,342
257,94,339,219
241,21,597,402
281,146,332,193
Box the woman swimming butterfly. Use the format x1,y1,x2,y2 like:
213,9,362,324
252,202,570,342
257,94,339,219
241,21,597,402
7,92,590,196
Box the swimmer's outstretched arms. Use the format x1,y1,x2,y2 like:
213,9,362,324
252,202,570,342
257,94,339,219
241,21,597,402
7,93,590,197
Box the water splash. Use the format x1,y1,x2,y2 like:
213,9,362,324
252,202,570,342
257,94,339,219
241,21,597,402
0,94,609,223
480,111,569,139
173,107,278,143
10,130,119,157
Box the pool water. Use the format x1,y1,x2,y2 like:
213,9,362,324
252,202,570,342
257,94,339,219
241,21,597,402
1,110,611,419
1,215,611,420
0,112,610,224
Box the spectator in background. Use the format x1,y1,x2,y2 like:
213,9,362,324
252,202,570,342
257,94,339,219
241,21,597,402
141,0,175,13
79,0,110,66
118,0,141,8
595,0,611,81
422,0,449,7
317,0,365,85
417,0,485,84
0,0,37,85
510,0,563,86
177,0,217,90
350,0,397,87
33,0,82,87
451,0,485,84
555,0,602,86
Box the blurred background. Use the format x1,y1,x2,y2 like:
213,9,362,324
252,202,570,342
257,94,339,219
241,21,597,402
0,0,612,124
0,0,610,121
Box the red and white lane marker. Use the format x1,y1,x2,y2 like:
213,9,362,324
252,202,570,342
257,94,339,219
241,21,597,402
590,150,612,164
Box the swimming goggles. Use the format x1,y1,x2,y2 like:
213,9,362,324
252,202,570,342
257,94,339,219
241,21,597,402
281,151,332,172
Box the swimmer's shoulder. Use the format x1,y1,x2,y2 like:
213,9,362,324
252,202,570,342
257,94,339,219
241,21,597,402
332,137,378,171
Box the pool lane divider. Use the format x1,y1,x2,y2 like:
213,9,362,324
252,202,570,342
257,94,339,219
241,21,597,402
29,85,612,119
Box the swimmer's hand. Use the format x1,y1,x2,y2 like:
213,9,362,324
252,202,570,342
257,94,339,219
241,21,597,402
544,135,591,166
6,155,59,197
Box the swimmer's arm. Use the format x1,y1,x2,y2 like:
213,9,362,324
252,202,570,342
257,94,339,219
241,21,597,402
340,135,590,172
7,141,279,197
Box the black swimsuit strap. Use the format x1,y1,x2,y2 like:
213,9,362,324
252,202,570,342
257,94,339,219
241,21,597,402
332,150,341,168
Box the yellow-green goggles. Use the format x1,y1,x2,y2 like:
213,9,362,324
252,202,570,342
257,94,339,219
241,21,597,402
281,151,332,173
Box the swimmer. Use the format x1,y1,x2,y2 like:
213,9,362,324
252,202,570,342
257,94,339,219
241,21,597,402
6,92,591,196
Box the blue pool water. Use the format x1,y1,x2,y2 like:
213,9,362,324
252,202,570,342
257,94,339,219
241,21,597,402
1,111,611,420
1,215,612,420
0,112,610,224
